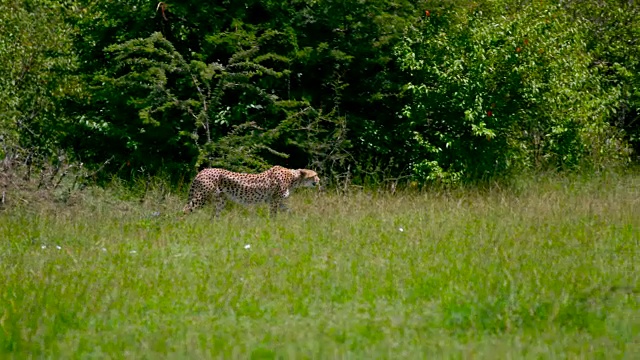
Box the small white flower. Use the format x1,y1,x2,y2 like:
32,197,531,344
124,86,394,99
244,244,251,249
398,227,404,232
130,250,137,254
56,245,62,250
41,245,47,249
101,247,107,252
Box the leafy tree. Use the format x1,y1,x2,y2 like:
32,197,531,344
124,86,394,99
61,0,417,183
396,1,630,183
563,0,640,157
0,0,76,159
285,0,425,183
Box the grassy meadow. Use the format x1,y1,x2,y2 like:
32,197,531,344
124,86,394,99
1,173,639,358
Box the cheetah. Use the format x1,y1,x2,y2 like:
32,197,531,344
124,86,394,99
183,166,320,216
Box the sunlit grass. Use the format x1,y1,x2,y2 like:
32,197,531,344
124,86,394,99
1,173,639,358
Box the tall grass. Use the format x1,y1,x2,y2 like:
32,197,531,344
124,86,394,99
1,173,639,358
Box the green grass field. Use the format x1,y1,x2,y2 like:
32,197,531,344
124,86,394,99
1,173,639,358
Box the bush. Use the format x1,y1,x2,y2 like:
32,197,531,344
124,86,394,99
396,2,631,183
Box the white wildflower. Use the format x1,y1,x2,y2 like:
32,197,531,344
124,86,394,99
244,244,251,249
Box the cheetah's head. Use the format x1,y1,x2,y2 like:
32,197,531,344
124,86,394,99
298,169,320,188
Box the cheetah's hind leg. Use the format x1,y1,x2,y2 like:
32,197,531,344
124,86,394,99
182,189,196,215
212,192,227,217
180,196,196,220
182,178,206,215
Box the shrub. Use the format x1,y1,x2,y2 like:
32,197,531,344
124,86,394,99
396,2,630,183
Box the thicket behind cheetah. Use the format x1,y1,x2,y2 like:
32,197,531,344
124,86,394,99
183,166,320,216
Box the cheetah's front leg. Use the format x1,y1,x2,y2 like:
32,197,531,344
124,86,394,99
269,199,290,216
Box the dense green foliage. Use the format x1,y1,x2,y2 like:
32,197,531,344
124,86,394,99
1,0,639,184
0,0,76,159
1,174,639,357
397,2,630,182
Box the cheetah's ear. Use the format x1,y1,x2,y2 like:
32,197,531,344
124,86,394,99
298,169,317,178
